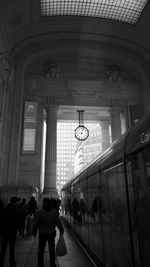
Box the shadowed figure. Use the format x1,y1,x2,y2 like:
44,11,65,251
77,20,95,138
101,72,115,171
33,198,64,267
0,196,20,267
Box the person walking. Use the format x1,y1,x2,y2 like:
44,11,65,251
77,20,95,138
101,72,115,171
27,196,38,217
33,198,64,267
0,196,20,267
18,198,28,238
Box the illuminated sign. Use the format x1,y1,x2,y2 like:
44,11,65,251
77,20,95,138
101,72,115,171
141,130,150,144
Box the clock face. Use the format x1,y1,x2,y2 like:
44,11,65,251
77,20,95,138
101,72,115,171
75,126,89,141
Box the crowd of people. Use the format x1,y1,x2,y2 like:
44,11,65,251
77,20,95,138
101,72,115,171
0,196,63,267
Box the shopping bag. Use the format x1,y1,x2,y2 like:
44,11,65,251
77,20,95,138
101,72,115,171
56,235,67,256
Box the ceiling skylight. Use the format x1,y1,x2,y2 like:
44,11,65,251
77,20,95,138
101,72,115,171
41,0,147,25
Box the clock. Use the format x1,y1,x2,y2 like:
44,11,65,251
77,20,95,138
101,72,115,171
75,125,89,141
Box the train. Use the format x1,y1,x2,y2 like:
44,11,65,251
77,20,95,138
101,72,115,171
61,112,150,267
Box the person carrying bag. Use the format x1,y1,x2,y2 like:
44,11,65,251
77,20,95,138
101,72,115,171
56,234,67,257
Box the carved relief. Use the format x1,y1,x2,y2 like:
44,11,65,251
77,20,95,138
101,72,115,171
25,65,72,100
9,13,24,28
46,65,61,80
26,79,37,93
45,65,70,94
106,65,122,82
25,62,141,107
0,52,9,82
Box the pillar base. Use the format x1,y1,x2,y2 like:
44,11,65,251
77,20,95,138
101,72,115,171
42,187,59,199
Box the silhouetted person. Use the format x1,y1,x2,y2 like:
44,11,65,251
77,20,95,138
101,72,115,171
55,198,61,214
0,196,20,267
72,198,80,223
80,198,86,223
33,198,64,267
27,196,38,217
67,197,72,216
90,196,102,221
18,198,28,238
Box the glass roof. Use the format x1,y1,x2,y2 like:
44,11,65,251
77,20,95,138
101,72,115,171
41,0,147,25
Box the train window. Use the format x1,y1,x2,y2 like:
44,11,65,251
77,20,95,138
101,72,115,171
101,163,133,267
131,148,150,199
130,147,150,266
144,147,150,187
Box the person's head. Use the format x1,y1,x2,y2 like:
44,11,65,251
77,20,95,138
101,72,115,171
22,198,26,205
0,199,4,209
10,196,18,204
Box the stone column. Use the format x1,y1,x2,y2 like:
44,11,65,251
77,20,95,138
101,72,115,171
7,65,24,189
100,120,110,151
43,104,58,198
110,108,122,143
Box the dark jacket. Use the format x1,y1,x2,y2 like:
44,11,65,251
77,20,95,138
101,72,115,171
1,202,20,234
33,208,64,236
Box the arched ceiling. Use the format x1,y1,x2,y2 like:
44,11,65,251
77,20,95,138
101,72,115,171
0,0,150,120
0,0,149,60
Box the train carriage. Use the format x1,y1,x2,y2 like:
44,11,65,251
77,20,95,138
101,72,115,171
61,112,150,267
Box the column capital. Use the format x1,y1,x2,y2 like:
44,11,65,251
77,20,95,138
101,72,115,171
44,103,59,116
45,96,58,105
100,120,110,128
45,103,58,110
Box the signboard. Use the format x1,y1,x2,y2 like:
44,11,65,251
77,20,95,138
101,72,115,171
23,102,37,152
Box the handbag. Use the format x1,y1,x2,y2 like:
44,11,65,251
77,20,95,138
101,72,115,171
56,234,67,256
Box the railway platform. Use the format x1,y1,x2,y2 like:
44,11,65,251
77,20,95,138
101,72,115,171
2,222,95,267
